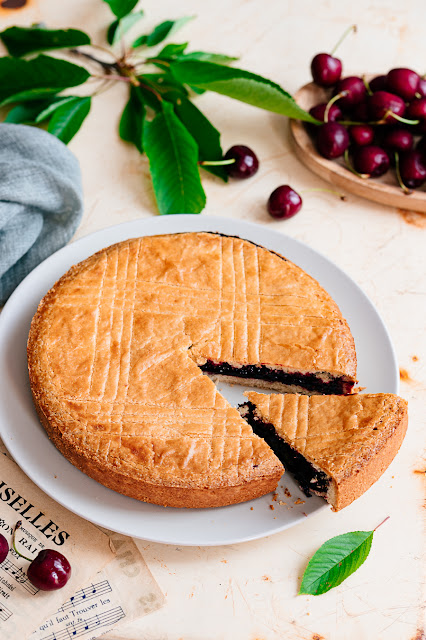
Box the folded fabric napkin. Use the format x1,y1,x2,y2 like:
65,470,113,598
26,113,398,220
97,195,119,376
0,123,83,306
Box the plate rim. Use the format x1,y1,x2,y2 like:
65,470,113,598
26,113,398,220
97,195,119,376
0,215,399,545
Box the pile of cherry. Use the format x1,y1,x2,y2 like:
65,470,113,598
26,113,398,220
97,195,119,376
308,32,426,191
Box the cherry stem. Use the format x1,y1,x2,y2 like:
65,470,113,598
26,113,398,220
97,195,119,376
324,92,346,122
330,24,357,56
394,152,412,195
362,75,373,96
382,111,419,126
69,48,120,73
199,158,236,166
92,73,138,84
12,521,33,562
343,148,369,178
373,516,390,532
301,187,347,201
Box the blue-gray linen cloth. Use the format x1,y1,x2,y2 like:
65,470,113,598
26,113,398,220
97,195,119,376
0,123,83,305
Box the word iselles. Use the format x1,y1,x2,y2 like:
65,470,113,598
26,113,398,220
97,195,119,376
0,481,69,546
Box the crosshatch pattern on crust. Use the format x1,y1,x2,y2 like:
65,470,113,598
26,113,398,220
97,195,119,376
27,233,358,503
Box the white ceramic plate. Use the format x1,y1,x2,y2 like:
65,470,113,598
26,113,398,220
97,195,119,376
0,216,399,546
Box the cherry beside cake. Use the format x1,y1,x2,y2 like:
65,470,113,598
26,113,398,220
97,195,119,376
240,391,408,510
27,232,359,508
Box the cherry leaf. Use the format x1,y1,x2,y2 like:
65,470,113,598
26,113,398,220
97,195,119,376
132,16,194,48
107,11,144,46
299,530,375,595
0,55,90,105
143,101,206,215
119,87,145,153
103,0,139,20
0,26,90,57
47,96,91,144
170,59,319,123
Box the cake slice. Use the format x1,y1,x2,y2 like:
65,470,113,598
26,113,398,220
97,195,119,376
240,391,408,510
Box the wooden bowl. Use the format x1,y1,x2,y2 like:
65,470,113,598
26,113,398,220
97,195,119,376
289,82,426,213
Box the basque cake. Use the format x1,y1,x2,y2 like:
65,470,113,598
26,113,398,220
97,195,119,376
240,391,408,511
27,232,358,508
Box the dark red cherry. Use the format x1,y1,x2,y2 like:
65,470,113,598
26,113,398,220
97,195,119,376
368,91,405,123
382,127,414,153
350,100,369,122
334,76,366,109
0,534,8,564
349,124,374,146
405,98,426,133
267,185,302,219
316,122,350,159
353,145,390,177
416,77,426,98
416,135,426,158
224,145,259,179
309,102,342,123
369,75,387,93
27,549,71,591
399,150,426,188
386,68,420,101
311,53,342,87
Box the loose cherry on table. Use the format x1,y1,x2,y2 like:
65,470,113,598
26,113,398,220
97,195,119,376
316,122,350,159
224,145,259,179
0,534,8,564
12,521,71,591
267,185,303,219
352,145,390,178
386,67,420,101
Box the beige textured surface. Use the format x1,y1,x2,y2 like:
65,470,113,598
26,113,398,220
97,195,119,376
2,0,425,638
245,391,408,509
27,232,356,506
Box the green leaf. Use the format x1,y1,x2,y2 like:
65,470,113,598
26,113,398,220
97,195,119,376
119,86,145,153
132,16,194,48
103,0,138,20
107,10,144,45
5,100,52,123
47,96,91,144
141,72,188,97
299,530,374,595
0,55,90,105
157,42,188,59
170,60,319,124
143,101,206,215
0,26,90,57
0,87,62,107
171,96,227,181
179,51,238,65
35,96,81,123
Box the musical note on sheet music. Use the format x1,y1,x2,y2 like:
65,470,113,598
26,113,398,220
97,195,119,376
57,580,112,612
39,607,125,640
0,602,12,622
0,558,39,595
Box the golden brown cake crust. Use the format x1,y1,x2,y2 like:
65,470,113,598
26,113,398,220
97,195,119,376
27,232,357,508
244,391,408,510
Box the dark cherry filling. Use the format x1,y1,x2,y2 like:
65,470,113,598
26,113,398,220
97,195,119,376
240,402,330,498
200,360,354,395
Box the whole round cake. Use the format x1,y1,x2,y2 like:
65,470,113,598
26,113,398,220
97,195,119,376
27,232,357,508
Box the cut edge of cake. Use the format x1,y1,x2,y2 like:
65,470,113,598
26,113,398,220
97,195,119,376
239,391,408,511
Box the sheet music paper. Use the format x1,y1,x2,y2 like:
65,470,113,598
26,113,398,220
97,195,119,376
0,452,115,640
31,531,165,640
